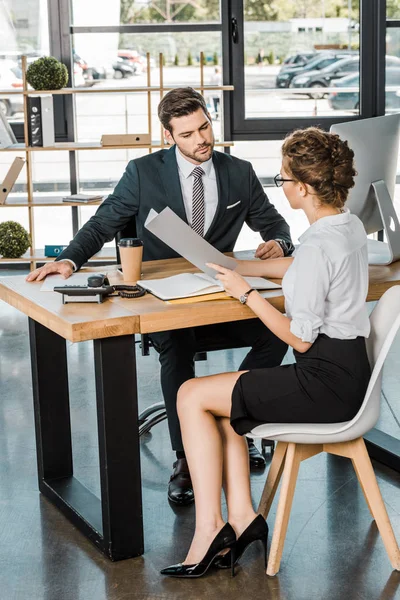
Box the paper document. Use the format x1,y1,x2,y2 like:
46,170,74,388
40,272,104,292
138,272,281,301
62,193,104,203
145,207,237,277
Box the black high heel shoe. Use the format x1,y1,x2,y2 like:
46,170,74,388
160,523,236,578
213,514,268,570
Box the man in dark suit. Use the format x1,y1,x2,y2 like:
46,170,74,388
27,87,293,506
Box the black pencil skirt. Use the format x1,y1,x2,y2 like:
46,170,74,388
230,334,371,436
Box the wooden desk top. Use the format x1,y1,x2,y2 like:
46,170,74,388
1,251,400,343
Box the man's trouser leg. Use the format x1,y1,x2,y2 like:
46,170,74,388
149,319,288,452
149,328,196,453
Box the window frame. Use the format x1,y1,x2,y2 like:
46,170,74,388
225,0,386,141
7,0,390,233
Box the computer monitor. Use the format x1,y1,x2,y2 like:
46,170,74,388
330,114,400,264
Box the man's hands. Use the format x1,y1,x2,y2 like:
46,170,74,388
207,262,250,300
255,240,284,260
26,260,73,282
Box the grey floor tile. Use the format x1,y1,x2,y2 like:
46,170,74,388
1,289,400,600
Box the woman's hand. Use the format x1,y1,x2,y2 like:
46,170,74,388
207,262,250,300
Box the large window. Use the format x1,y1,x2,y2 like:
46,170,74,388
0,0,394,261
0,0,49,124
69,2,224,233
72,0,221,26
242,0,360,120
228,0,385,139
386,26,400,116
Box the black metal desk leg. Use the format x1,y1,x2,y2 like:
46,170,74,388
94,335,144,560
365,428,400,472
29,318,73,481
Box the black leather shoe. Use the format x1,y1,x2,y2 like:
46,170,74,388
247,439,266,469
214,515,268,570
167,458,194,505
160,523,237,578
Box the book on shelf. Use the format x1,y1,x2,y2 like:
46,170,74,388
0,111,17,149
27,95,55,147
100,133,151,146
62,193,105,203
0,157,25,204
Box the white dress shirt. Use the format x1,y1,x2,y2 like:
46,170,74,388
175,146,218,235
282,209,370,343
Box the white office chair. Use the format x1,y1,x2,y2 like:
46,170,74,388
249,285,400,576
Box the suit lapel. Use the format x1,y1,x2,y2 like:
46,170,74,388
205,151,230,240
157,146,188,223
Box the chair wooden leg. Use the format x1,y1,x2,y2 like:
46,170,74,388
267,443,302,576
351,459,375,519
351,438,400,570
257,442,288,519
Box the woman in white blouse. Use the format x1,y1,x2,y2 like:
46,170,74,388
161,127,371,579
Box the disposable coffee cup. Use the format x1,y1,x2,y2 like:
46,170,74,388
118,238,143,283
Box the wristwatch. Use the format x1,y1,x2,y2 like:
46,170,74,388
239,288,256,305
275,239,294,256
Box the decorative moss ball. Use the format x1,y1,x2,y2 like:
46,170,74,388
0,221,31,258
26,56,69,90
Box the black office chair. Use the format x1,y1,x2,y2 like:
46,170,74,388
115,224,275,456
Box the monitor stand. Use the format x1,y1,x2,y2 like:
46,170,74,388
367,180,400,265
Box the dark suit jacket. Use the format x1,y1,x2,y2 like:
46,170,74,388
57,146,293,269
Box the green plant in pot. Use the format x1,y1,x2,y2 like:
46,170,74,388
26,56,69,90
0,221,31,258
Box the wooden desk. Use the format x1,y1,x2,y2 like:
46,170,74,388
1,252,400,561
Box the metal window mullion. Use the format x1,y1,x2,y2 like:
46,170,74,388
386,19,400,27
221,0,233,142
359,0,385,118
55,0,79,231
376,0,386,116
229,0,245,133
71,23,222,34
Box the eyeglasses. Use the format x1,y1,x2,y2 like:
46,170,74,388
274,174,294,187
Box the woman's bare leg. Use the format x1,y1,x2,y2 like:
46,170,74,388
177,371,257,564
218,416,258,535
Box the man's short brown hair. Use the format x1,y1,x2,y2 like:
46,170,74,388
158,87,208,134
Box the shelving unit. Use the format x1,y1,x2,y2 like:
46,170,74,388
0,247,115,263
0,196,103,207
0,141,234,153
0,52,234,269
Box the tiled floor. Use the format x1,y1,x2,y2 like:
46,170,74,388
1,271,400,600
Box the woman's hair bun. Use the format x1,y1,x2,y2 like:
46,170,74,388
282,127,356,208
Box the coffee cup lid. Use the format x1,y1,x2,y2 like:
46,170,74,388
119,238,143,247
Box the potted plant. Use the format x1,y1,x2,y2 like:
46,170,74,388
0,221,31,258
26,56,69,90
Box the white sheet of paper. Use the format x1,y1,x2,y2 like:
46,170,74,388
145,207,237,278
138,272,281,301
40,272,104,292
200,272,281,290
138,273,221,300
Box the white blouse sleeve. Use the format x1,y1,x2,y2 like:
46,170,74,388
289,244,331,344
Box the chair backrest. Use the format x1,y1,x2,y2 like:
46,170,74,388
115,218,137,264
345,285,400,437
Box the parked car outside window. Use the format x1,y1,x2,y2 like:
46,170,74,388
281,52,316,68
276,52,357,88
327,66,400,111
290,56,360,99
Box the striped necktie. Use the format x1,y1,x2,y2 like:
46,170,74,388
191,166,205,236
